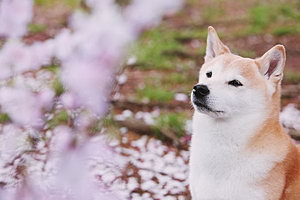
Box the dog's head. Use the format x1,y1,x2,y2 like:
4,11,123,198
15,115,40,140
191,26,286,119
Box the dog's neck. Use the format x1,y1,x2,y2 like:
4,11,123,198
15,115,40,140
192,106,282,149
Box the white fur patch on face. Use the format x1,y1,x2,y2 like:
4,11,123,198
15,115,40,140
192,56,267,119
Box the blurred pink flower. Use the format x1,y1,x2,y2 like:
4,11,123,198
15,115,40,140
0,40,54,79
0,0,183,199
0,88,40,127
0,0,33,37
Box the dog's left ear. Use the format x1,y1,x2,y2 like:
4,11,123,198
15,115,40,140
255,45,286,83
205,26,231,62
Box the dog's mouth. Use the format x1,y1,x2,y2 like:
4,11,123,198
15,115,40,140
192,100,224,114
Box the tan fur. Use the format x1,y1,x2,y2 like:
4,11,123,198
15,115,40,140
235,49,300,199
234,58,300,200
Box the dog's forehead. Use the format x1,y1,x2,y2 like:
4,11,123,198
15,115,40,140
202,54,259,79
225,57,258,76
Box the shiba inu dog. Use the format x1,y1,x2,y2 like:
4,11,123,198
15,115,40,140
189,26,300,200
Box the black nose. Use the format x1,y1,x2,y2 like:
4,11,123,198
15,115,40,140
193,84,210,98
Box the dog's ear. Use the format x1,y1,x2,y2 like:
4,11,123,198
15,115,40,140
255,45,286,82
205,26,231,62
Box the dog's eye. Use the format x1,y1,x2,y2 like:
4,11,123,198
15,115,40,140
228,80,243,87
206,71,212,78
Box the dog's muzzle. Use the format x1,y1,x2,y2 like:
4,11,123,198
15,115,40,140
192,84,210,109
192,84,224,115
193,84,210,99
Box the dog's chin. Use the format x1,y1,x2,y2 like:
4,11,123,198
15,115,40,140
192,100,225,118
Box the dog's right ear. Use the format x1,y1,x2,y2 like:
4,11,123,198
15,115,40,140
205,26,231,62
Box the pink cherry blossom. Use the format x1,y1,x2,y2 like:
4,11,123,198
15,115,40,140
0,0,33,37
0,0,183,199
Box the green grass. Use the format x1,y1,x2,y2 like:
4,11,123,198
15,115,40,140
144,73,186,85
35,0,81,8
101,114,122,140
47,110,69,129
164,73,186,84
248,4,275,34
272,26,299,36
174,28,208,41
278,4,300,20
137,86,174,102
43,64,65,96
43,64,60,73
284,70,300,84
102,115,116,127
28,23,47,34
0,113,10,124
164,72,196,92
142,71,196,95
154,113,186,138
86,118,103,135
53,78,65,96
35,0,49,5
233,48,256,58
245,2,300,36
202,4,225,23
132,28,184,69
132,26,209,70
115,0,131,7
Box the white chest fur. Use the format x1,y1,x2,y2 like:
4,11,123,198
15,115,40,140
189,112,284,200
